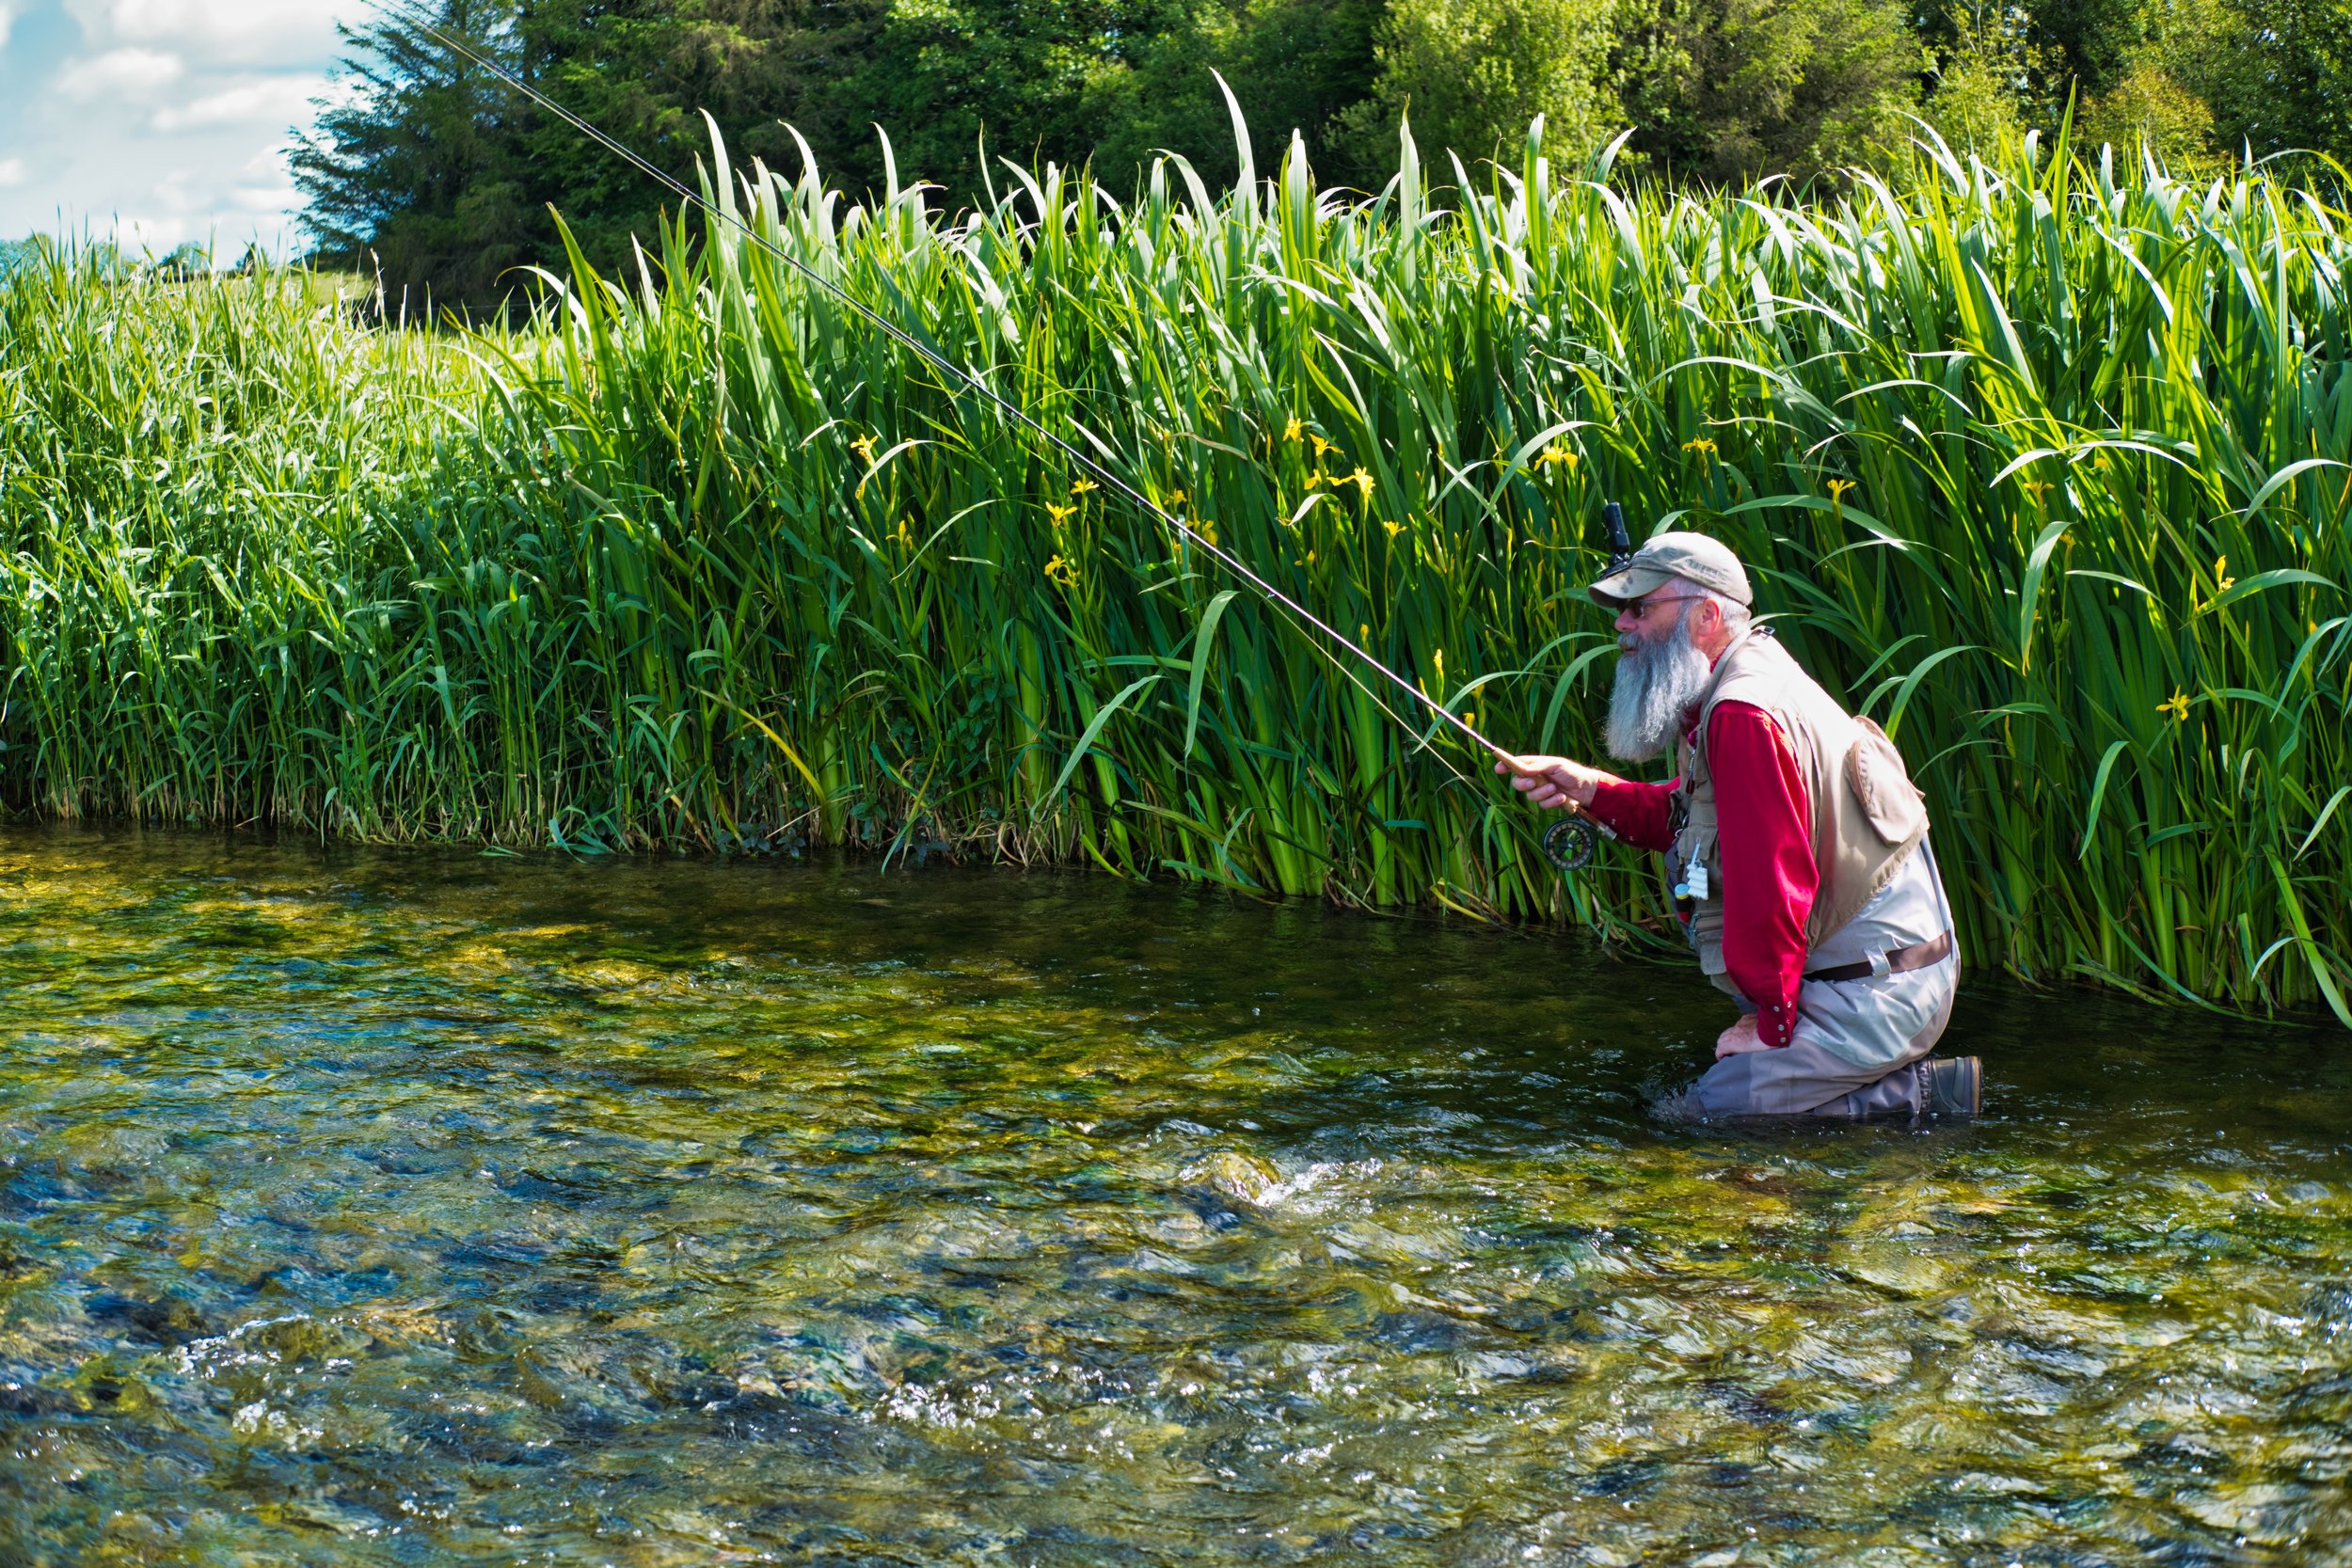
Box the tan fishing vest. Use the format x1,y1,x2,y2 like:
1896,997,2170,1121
1672,628,1931,976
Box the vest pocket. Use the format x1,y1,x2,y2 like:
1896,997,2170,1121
1846,717,1928,844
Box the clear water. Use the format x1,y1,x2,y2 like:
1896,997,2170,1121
0,827,2345,1566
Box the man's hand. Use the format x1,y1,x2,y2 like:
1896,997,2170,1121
1715,1014,1772,1058
1496,753,1611,812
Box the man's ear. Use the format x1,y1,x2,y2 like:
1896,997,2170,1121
1692,595,1732,652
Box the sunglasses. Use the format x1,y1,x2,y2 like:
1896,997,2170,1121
1625,593,1706,620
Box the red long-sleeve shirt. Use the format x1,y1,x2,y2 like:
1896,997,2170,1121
1581,702,1817,1047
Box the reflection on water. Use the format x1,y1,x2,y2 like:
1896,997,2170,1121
0,826,2345,1565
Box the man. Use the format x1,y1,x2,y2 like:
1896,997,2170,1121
1500,532,1979,1120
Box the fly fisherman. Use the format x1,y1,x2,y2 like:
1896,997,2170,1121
1500,533,1980,1119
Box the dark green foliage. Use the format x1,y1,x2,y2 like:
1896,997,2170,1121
2171,0,2352,167
819,0,1210,198
516,0,876,252
1336,0,1624,182
295,0,1940,298
294,0,876,312
2025,0,2143,101
1094,0,1386,191
1619,0,1923,184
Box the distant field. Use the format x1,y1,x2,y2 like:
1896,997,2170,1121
1,125,2344,1022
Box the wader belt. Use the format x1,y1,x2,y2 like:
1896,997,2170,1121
1804,930,1953,985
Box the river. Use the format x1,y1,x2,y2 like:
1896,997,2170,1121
0,828,2345,1564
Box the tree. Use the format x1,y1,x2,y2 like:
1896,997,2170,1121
292,0,2344,309
1091,0,1387,193
2148,0,2351,169
818,0,1212,199
0,237,48,284
291,0,533,312
1622,0,1924,184
2023,0,2143,103
151,243,215,281
2080,58,2216,170
1921,0,2043,154
1336,0,1623,176
516,0,870,245
294,0,879,312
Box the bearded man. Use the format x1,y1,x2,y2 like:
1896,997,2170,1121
1501,532,1980,1119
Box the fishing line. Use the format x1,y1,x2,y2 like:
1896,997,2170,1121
416,26,1509,750
414,22,1641,867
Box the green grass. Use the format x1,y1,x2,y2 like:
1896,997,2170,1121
1,121,2345,1024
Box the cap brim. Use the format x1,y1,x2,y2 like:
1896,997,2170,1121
1584,564,1674,609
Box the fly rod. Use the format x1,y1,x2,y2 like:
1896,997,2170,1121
417,21,1621,849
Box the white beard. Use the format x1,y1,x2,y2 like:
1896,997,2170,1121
1604,608,1714,762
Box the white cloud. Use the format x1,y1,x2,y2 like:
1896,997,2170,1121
56,46,185,99
62,0,348,71
230,150,300,214
0,3,23,53
152,73,326,133
231,182,296,214
4,2,375,257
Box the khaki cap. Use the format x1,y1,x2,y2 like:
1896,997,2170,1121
1584,531,1753,610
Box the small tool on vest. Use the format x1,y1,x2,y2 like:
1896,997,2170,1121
1674,847,1710,901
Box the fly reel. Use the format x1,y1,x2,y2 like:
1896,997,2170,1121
1543,815,1602,874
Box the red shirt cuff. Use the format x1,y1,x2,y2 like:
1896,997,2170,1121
1585,776,1677,852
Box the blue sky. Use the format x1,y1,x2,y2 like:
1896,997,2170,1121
0,0,373,259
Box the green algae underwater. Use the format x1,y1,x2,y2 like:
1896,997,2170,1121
0,827,2347,1565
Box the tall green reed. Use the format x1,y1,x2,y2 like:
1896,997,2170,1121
2,119,2345,1023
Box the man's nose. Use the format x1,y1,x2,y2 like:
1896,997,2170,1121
1613,608,1640,634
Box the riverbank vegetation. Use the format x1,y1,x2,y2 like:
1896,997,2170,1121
289,0,2352,315
3,123,2346,1023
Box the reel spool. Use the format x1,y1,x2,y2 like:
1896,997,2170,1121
1542,815,1601,874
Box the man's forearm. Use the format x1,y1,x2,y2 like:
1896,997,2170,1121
1585,776,1677,851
